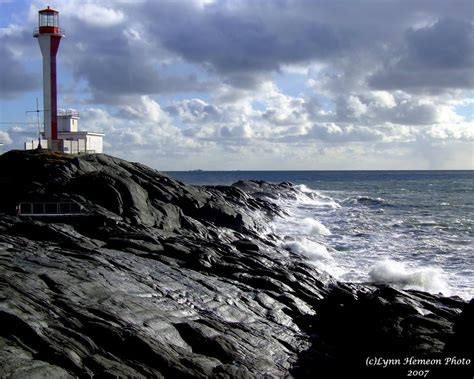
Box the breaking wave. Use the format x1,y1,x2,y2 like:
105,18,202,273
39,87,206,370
294,184,340,208
267,180,471,299
283,238,332,261
368,260,450,295
342,195,389,207
302,217,331,236
281,238,343,277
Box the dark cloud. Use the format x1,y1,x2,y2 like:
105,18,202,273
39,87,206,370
0,46,39,98
146,1,350,76
0,28,40,99
52,12,214,102
406,19,474,69
4,0,474,103
72,53,211,103
369,18,474,91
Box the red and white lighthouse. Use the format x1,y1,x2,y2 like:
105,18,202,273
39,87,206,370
34,6,64,148
25,6,104,154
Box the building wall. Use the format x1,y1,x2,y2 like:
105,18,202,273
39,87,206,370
25,139,49,150
58,132,103,154
62,139,86,154
58,116,79,132
25,133,103,154
86,135,103,153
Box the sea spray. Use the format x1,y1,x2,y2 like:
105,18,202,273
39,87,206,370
283,238,332,261
294,184,340,208
282,238,343,277
302,217,332,236
368,260,450,295
170,170,473,300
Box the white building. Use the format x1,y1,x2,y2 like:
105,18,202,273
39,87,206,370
25,110,104,154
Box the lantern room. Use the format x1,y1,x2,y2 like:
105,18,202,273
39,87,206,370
34,6,62,36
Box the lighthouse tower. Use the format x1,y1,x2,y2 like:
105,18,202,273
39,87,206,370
34,6,64,150
25,6,104,154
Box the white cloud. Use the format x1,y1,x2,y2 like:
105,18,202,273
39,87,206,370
427,122,474,141
345,95,368,118
118,96,169,124
0,131,12,144
76,4,124,27
366,91,396,109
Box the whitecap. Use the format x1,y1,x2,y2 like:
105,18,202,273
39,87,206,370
282,238,344,277
282,238,333,261
368,260,450,295
343,195,387,206
302,217,331,236
294,184,340,208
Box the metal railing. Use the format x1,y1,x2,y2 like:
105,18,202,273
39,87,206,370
33,27,65,37
58,109,79,117
18,202,91,216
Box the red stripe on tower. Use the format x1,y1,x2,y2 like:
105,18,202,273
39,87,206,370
50,35,61,141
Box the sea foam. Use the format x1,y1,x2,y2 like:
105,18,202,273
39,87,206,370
282,238,343,277
283,238,332,261
368,260,450,295
302,217,331,236
294,184,340,208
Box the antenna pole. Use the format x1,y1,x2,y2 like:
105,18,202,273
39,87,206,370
36,98,42,149
26,100,45,149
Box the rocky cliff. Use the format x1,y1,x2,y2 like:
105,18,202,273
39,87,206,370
0,150,471,378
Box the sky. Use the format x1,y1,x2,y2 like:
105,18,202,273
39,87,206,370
0,0,473,170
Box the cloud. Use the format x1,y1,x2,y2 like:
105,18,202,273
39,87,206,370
369,18,474,91
306,123,383,143
0,25,40,99
12,0,474,100
79,96,210,160
166,99,224,124
335,95,368,120
1,0,473,169
72,3,124,28
406,19,474,69
0,46,39,99
0,131,12,144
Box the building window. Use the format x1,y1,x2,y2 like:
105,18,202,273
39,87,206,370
39,13,58,27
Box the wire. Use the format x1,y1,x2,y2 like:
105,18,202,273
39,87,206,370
3,132,38,135
0,122,43,125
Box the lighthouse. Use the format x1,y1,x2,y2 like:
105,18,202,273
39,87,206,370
25,6,104,154
34,6,64,150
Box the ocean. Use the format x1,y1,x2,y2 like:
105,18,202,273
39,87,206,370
167,170,473,300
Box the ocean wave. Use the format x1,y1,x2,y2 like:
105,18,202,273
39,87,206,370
368,260,450,295
302,217,331,236
283,238,333,261
293,184,340,208
282,238,344,277
342,195,389,207
272,215,332,238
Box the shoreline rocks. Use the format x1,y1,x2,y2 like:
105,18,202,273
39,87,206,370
0,150,471,378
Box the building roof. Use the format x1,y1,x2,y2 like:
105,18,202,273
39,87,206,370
39,6,59,14
58,131,105,137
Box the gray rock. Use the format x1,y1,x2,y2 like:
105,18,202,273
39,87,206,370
0,150,470,378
